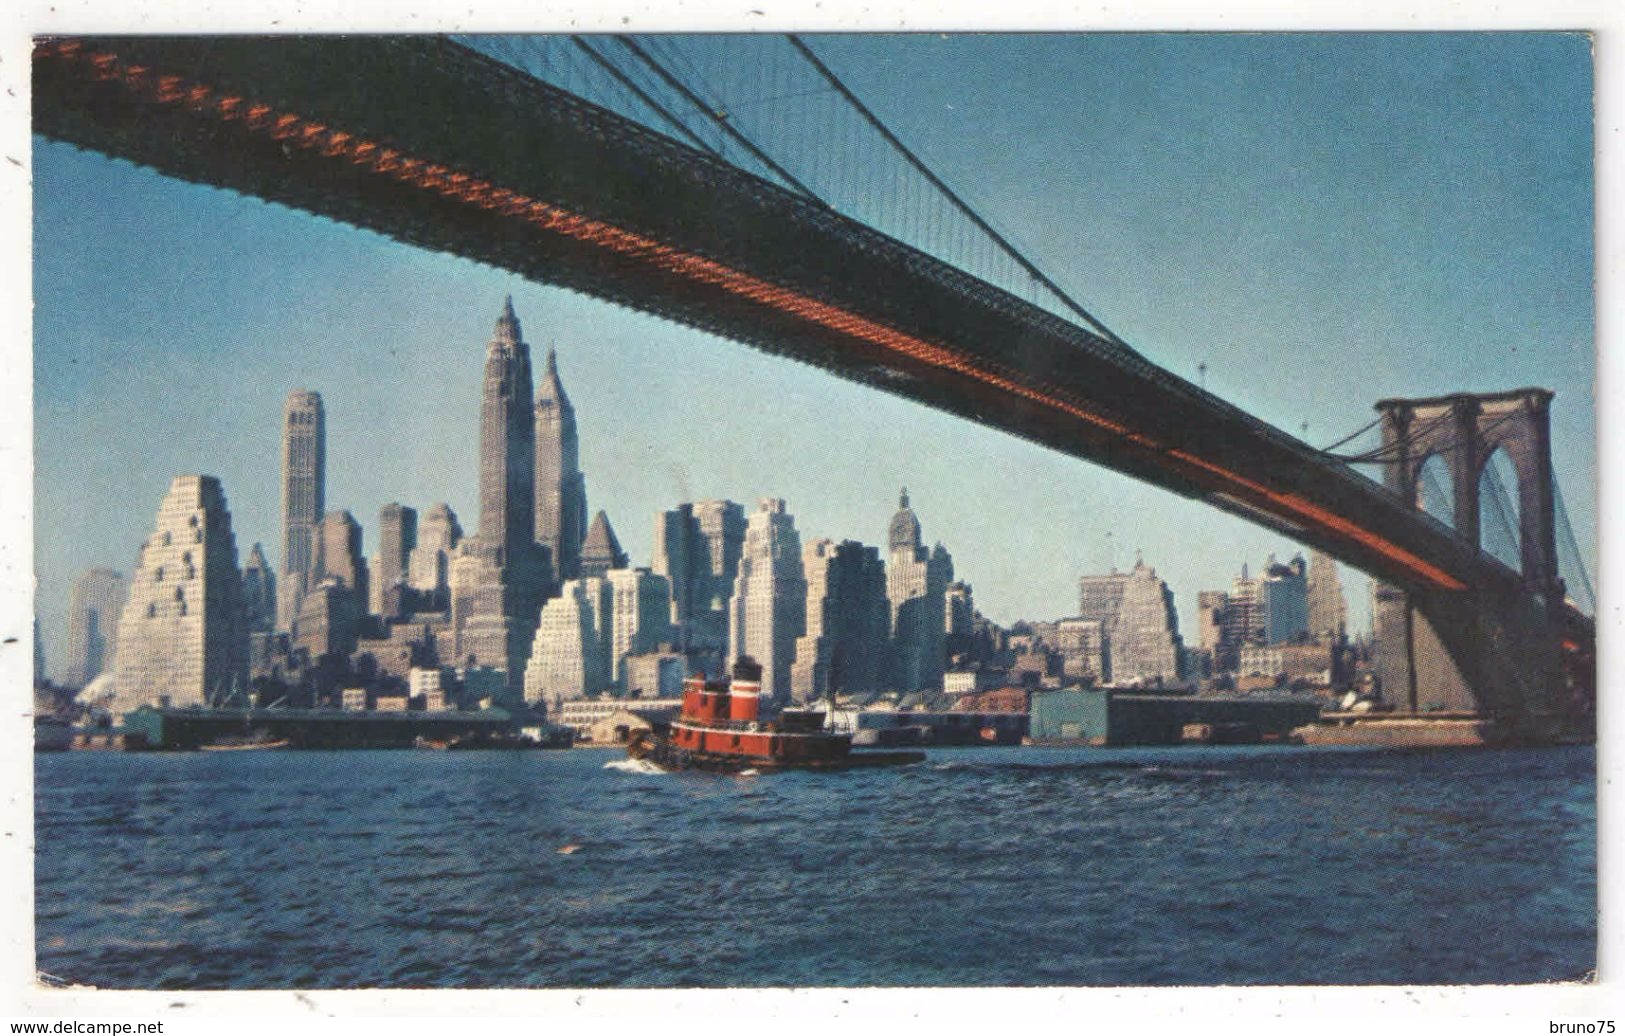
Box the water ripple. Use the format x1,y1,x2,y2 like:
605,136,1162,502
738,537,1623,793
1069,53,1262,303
34,744,1594,988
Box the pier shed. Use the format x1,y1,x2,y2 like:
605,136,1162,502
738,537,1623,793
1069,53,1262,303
1029,689,1322,746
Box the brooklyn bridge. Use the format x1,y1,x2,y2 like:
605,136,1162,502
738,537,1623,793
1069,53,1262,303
32,34,1596,740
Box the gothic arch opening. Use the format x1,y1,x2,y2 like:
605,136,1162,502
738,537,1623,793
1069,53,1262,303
1415,453,1455,529
1478,446,1523,570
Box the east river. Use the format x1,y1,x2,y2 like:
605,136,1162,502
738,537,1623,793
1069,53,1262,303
34,744,1594,988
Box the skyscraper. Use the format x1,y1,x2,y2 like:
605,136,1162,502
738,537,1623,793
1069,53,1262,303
694,500,747,604
1220,554,1310,649
278,390,324,630
1223,563,1265,650
1078,570,1129,631
664,499,745,676
1111,558,1183,685
1260,554,1310,644
886,490,952,692
579,510,629,579
455,299,551,699
112,476,248,712
241,544,276,634
524,577,610,710
605,567,674,688
791,538,888,701
371,502,418,615
1195,588,1231,671
64,568,127,689
478,298,536,558
314,511,368,601
1307,551,1349,643
728,499,807,704
535,346,588,582
653,503,706,629
408,503,462,605
1079,556,1184,685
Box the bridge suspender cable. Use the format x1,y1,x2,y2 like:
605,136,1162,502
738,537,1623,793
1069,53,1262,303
786,33,1131,353
1552,475,1596,614
568,36,728,160
614,36,827,204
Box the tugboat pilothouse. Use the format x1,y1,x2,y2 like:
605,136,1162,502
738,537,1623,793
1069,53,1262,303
627,657,924,772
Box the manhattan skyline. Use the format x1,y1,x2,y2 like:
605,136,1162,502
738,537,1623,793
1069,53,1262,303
30,33,1594,682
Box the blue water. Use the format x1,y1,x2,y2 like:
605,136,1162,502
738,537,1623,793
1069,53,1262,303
34,745,1594,988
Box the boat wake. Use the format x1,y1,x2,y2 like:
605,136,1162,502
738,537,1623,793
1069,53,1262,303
603,758,667,775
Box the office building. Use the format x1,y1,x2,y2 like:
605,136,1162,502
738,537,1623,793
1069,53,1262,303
605,567,673,688
455,298,552,700
886,490,952,692
371,502,418,615
728,498,806,703
63,568,127,689
112,476,248,712
408,503,462,605
792,538,889,701
535,346,589,582
241,544,276,634
277,389,324,629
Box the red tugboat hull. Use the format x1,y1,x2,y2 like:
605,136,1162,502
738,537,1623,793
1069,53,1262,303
627,657,925,773
627,730,922,772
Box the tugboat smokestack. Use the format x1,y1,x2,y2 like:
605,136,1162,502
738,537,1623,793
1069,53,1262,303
729,656,763,723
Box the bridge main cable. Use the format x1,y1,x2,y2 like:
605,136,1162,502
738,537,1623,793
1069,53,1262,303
786,34,1128,351
616,36,826,204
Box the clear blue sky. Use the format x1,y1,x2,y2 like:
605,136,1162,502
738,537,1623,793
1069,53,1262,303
32,32,1594,681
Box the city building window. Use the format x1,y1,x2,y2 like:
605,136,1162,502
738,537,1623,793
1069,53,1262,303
162,531,172,546
147,603,156,618
154,567,163,582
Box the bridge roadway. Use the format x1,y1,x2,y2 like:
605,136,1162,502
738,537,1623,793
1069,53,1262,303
32,36,1581,624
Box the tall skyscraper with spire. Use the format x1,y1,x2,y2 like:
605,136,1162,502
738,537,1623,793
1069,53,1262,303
535,345,588,582
278,389,324,630
454,299,552,699
479,297,536,558
241,544,276,633
886,489,952,692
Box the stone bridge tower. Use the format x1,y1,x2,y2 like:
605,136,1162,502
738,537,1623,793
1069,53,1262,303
1374,388,1560,595
1370,388,1569,717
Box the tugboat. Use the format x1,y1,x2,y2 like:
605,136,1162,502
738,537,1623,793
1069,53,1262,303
626,657,924,772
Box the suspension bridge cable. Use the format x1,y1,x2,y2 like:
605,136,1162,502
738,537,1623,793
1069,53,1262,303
785,34,1130,351
1332,409,1459,463
1478,455,1522,569
1552,475,1596,613
616,36,826,203
1318,415,1382,454
568,36,725,159
1332,408,1525,465
1417,459,1456,526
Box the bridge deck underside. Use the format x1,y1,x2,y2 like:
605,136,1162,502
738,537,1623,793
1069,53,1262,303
34,35,1550,606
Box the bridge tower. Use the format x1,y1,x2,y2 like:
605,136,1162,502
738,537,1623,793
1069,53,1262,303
1370,388,1569,720
1374,388,1560,594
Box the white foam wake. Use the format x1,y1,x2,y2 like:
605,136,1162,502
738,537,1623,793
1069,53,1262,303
603,758,668,775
